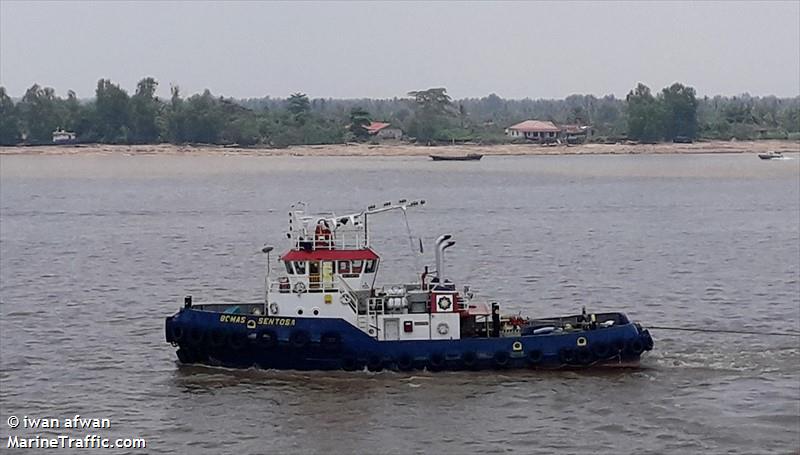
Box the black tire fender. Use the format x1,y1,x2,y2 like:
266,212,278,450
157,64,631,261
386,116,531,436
290,330,310,349
526,349,544,365
559,347,576,364
257,329,277,348
591,342,611,359
169,323,185,343
627,338,645,355
576,347,595,365
493,351,510,368
396,354,414,371
428,353,445,370
462,351,478,368
366,354,384,372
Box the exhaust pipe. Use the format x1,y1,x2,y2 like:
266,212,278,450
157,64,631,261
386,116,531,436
440,240,455,281
434,234,452,279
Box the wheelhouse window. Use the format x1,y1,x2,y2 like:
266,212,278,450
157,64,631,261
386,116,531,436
351,260,363,274
284,261,294,274
294,261,306,275
364,259,377,274
338,260,350,274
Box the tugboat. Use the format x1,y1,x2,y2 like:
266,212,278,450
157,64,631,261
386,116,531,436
165,200,654,371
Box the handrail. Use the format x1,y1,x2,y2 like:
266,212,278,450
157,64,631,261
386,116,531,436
336,276,358,313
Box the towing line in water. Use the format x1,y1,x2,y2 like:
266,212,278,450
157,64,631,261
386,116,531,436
647,325,800,338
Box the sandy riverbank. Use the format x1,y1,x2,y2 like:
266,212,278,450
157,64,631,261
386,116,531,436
1,140,798,157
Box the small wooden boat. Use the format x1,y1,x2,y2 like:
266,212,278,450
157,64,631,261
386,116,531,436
429,153,483,161
758,151,783,160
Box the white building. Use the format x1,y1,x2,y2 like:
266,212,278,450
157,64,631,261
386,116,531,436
505,120,560,141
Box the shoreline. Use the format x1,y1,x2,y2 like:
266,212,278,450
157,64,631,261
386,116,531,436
1,140,798,157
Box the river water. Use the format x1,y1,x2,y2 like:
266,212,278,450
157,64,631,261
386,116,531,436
1,153,798,454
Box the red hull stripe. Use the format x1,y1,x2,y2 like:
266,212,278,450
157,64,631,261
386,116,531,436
281,249,379,261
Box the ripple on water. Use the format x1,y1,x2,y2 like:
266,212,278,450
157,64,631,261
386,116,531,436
1,154,798,454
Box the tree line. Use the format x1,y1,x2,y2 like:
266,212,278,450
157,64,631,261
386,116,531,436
0,78,798,146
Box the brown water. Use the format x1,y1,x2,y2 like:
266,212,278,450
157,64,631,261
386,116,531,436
1,153,798,454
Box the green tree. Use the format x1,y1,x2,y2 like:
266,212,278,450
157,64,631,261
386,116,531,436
0,87,21,145
407,87,455,142
182,90,222,143
166,85,186,143
129,77,162,143
660,83,698,140
95,79,130,143
626,83,663,142
286,92,310,124
348,107,371,140
18,84,61,143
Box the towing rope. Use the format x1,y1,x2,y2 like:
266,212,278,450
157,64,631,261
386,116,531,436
648,325,800,338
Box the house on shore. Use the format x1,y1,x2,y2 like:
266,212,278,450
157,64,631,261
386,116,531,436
559,124,593,144
366,122,403,140
505,120,560,141
52,128,77,144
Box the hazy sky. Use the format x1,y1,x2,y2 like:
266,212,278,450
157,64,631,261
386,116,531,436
1,1,799,100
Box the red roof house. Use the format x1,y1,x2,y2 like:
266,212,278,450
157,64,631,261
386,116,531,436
506,120,560,140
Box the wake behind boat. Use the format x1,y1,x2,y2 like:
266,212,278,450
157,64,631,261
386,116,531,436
165,200,654,372
429,153,483,161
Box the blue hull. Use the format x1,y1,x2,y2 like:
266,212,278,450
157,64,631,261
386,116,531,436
165,308,653,371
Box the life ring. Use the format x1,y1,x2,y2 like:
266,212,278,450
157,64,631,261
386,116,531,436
320,332,341,352
436,322,449,336
396,354,414,371
227,331,247,350
512,341,523,352
293,282,307,294
209,328,227,347
186,327,204,346
269,302,279,315
493,351,510,368
526,349,544,365
626,338,644,355
576,336,588,347
290,330,310,349
576,347,595,365
437,296,453,311
169,324,185,343
366,354,384,372
462,351,478,369
257,329,277,348
428,353,445,370
591,342,611,359
559,347,576,364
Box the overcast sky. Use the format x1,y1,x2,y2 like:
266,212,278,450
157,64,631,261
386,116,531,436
1,1,799,100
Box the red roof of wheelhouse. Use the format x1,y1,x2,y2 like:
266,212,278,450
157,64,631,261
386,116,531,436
281,249,379,261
